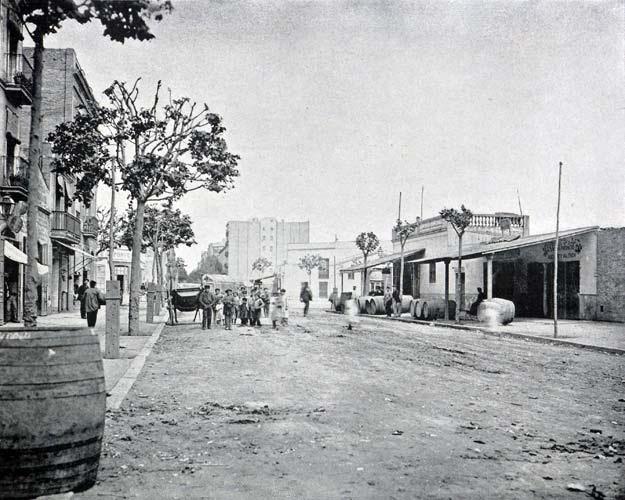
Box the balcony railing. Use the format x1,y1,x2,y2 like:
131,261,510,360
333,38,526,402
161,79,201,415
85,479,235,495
0,155,29,190
52,211,81,241
1,53,33,104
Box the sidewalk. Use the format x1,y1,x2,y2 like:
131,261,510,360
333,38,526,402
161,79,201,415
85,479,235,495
354,312,625,354
2,303,167,402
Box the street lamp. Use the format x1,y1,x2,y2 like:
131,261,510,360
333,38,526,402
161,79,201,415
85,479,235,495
1,195,15,218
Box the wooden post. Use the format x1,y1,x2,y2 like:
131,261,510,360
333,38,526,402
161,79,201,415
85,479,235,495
554,161,563,338
444,259,450,320
146,282,156,324
104,280,120,359
154,284,161,316
486,255,493,299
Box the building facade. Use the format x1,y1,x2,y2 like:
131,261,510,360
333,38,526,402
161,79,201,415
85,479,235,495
19,47,99,315
226,217,309,282
0,4,32,324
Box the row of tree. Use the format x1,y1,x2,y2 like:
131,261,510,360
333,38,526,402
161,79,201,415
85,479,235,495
17,1,241,334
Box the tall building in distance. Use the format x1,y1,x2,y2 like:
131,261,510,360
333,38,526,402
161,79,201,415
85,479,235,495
226,218,309,282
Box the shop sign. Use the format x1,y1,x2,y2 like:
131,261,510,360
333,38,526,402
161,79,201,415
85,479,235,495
542,238,583,260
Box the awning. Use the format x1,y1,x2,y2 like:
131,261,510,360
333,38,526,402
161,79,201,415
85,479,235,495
406,226,599,265
340,248,425,273
55,240,97,258
4,241,27,264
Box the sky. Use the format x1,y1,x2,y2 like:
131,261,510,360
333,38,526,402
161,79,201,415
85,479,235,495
46,0,625,269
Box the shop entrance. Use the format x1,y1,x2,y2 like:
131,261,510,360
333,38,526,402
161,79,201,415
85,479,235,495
546,261,580,320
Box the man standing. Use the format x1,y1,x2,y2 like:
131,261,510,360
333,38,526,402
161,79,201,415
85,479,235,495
384,287,393,317
83,281,105,333
223,289,235,330
197,285,215,330
300,284,313,317
262,288,271,318
392,286,402,318
77,279,89,319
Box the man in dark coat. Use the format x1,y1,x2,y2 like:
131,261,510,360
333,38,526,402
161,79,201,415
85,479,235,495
300,284,313,317
77,279,89,319
197,285,216,330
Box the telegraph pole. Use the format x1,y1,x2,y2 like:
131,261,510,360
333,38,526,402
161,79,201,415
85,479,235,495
553,162,563,338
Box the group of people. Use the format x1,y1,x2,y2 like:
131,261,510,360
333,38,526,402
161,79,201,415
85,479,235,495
383,286,403,318
195,285,289,330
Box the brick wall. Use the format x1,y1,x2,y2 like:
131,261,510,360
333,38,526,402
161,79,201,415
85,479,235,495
596,227,625,322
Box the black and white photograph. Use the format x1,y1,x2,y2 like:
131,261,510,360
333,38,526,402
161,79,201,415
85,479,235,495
0,1,624,498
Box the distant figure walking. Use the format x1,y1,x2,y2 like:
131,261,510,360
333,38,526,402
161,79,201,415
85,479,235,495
384,287,393,317
76,279,89,319
223,289,235,330
197,285,215,330
300,284,313,317
83,281,105,332
392,286,401,318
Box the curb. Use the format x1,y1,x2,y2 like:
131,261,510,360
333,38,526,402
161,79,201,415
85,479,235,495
106,315,168,411
329,311,625,356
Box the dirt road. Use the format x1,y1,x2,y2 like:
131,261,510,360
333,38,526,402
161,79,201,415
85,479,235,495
79,311,625,499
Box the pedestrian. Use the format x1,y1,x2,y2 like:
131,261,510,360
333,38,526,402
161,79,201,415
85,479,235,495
252,292,264,327
262,287,271,318
239,297,249,326
233,291,240,324
197,285,215,330
223,289,235,330
271,289,286,329
392,286,401,318
281,290,289,326
76,279,89,319
214,288,223,326
83,280,105,333
5,282,18,323
300,283,313,317
384,286,393,317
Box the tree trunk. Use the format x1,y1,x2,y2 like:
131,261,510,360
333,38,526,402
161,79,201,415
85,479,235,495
399,242,405,298
23,35,45,327
456,234,463,324
128,198,146,334
362,256,368,295
108,155,117,280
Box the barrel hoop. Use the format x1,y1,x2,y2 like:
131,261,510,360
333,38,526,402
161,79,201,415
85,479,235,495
0,360,103,368
0,436,101,458
0,376,104,388
0,453,100,474
0,389,105,401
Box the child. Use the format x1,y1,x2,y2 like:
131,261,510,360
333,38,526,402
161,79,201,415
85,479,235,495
253,293,264,327
214,288,224,326
239,297,249,326
223,289,235,330
271,289,286,329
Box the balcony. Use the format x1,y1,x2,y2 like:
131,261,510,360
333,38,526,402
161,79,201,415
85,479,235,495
0,156,29,201
0,53,33,105
51,210,81,245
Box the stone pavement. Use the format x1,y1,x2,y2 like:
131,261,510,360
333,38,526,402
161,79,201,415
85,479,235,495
358,312,625,354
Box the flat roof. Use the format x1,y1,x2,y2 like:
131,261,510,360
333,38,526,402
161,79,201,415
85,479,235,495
340,248,425,272
406,226,599,265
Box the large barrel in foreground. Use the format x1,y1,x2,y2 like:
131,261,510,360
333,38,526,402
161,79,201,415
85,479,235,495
477,298,515,325
0,327,106,499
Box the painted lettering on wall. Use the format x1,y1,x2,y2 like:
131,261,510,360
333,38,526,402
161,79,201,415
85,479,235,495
542,238,583,260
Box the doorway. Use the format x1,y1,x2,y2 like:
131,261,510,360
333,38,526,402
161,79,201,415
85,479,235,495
117,275,125,305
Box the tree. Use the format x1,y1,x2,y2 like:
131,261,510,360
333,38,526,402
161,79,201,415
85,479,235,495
393,218,419,296
119,205,196,287
298,254,322,283
94,207,122,257
355,232,380,295
15,0,172,327
251,257,272,276
439,205,473,322
50,80,239,334
175,257,187,282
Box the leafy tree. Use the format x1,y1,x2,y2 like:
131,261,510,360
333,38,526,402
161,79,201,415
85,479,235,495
355,232,380,295
298,254,322,283
15,0,172,327
119,205,196,288
393,218,419,297
94,207,122,256
175,257,188,282
439,205,473,322
252,257,272,276
50,80,239,334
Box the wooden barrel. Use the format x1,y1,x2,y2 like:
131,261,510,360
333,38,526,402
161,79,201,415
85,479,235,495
422,298,456,320
414,300,424,319
399,296,413,314
477,298,515,325
365,297,383,315
357,296,371,314
0,327,106,499
409,299,419,318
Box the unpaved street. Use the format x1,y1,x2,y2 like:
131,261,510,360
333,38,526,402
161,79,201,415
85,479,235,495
80,311,625,499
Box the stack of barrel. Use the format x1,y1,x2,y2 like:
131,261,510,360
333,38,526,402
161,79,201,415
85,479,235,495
409,298,456,321
0,326,106,498
365,295,412,315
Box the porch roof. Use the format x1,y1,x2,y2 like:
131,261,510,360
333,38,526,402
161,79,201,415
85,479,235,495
406,226,599,265
340,248,425,273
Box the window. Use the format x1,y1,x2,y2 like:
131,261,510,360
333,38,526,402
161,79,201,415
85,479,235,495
347,271,355,280
429,262,436,283
37,243,49,265
319,281,328,298
319,258,330,280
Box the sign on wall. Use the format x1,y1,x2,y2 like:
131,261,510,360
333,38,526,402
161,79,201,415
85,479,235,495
542,238,583,260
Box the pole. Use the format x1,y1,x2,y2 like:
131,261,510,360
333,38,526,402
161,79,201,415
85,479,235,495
517,189,523,216
398,191,402,221
420,185,424,221
553,162,562,338
333,256,336,289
